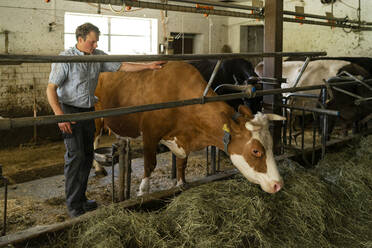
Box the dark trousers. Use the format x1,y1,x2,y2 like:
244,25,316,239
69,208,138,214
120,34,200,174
61,103,95,212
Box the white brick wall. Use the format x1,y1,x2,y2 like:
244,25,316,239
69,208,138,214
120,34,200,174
0,63,51,117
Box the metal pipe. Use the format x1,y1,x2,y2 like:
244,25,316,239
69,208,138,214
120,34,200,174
211,146,216,175
203,59,222,97
169,0,262,12
338,71,372,91
111,143,117,203
293,57,311,88
278,104,339,116
206,147,209,176
285,93,318,98
283,17,372,31
355,97,372,105
124,139,131,200
1,80,368,131
283,10,360,24
68,0,263,19
171,154,177,179
0,52,327,64
321,88,328,159
332,86,363,99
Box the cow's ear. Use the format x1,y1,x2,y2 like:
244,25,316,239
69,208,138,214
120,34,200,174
266,113,286,121
238,105,253,119
254,61,264,77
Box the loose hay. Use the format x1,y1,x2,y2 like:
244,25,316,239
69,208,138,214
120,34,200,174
38,136,372,248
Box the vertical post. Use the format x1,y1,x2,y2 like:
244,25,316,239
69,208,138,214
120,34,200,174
263,0,283,155
210,146,216,175
33,78,37,144
111,143,118,203
217,148,221,172
206,146,209,176
124,139,131,200
171,153,177,179
321,87,328,159
118,140,125,202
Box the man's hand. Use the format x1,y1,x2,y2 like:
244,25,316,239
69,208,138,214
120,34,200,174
58,121,76,134
148,61,167,70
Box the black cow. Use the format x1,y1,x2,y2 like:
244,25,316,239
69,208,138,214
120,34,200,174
188,59,262,113
320,79,372,137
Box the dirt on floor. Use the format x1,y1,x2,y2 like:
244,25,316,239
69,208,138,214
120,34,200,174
0,135,143,184
0,134,234,235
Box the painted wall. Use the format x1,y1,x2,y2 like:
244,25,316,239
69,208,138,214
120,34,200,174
228,0,372,57
0,0,228,118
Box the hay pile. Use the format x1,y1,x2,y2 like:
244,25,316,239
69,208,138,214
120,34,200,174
43,136,372,248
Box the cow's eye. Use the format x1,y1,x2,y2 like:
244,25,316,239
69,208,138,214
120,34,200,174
252,149,262,158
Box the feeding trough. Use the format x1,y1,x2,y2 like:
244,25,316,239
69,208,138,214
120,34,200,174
94,146,118,167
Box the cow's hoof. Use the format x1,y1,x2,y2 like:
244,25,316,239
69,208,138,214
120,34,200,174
95,169,108,177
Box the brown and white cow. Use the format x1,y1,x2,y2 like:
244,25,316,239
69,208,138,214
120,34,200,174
94,61,285,194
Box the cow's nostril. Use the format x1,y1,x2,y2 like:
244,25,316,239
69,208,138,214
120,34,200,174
273,182,282,192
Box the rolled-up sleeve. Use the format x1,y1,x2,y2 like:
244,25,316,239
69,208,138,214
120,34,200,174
49,62,68,87
101,61,121,72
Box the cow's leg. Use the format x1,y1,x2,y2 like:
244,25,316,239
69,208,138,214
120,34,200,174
138,137,158,196
92,125,108,177
176,157,188,186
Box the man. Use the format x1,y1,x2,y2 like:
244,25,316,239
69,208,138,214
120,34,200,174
47,22,164,218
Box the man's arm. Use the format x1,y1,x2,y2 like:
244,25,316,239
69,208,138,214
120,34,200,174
46,83,75,134
118,61,166,72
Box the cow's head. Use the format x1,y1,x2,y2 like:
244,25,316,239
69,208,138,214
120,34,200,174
226,105,285,193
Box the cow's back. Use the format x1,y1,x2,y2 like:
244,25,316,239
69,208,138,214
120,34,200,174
95,61,224,138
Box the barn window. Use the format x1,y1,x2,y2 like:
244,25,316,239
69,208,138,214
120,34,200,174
64,12,158,55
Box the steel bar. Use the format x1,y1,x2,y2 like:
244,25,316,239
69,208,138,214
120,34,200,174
355,96,372,105
312,118,317,165
283,17,372,31
1,80,368,131
203,59,222,97
285,93,318,98
124,139,131,200
206,147,209,176
0,52,327,64
169,0,262,12
278,104,339,116
321,88,328,159
338,71,372,91
283,10,360,24
293,56,310,88
111,143,118,203
332,86,363,99
211,146,216,175
118,140,125,202
68,0,263,19
171,154,177,179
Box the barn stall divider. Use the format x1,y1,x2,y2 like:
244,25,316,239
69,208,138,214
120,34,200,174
1,0,372,245
4,50,372,246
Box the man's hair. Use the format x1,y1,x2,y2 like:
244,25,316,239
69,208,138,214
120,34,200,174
75,23,100,41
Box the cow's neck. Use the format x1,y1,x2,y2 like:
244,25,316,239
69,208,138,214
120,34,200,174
196,111,236,152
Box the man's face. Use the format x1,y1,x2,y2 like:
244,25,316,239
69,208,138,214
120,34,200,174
77,31,99,54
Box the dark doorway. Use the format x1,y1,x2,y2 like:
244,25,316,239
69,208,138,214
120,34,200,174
240,25,264,67
170,32,195,54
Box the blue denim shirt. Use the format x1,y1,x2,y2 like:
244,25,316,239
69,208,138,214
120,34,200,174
49,46,121,108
